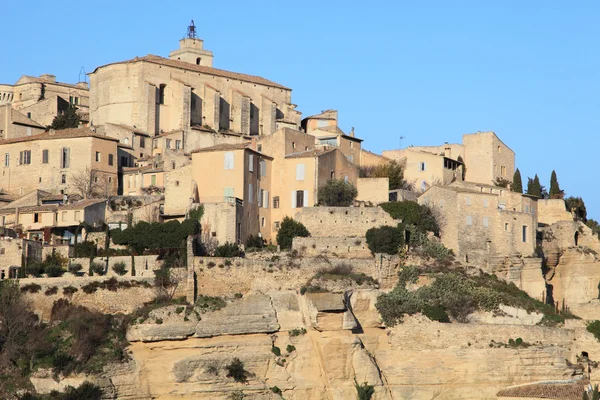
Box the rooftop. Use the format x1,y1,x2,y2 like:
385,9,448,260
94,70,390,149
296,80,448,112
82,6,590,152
285,148,336,159
497,379,589,400
0,127,120,145
18,199,106,213
92,54,290,90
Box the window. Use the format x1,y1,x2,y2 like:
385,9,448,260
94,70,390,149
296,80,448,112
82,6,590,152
123,137,129,145
74,211,81,221
4,153,9,167
261,217,265,227
224,152,234,170
274,221,280,230
61,174,66,184
501,166,506,176
42,149,48,164
419,162,426,171
61,148,70,168
140,137,145,148
522,226,528,243
524,205,529,213
344,176,348,183
94,176,98,183
260,160,266,177
248,183,253,203
19,150,31,165
39,177,42,183
196,57,201,65
27,112,32,119
273,196,280,209
466,215,472,226
483,198,488,208
158,84,166,105
296,163,305,180
465,196,471,206
175,140,181,150
292,142,296,149
330,171,335,179
95,152,101,162
505,223,509,231
151,175,157,186
224,187,234,197
262,190,269,209
108,177,112,184
172,161,176,169
166,139,171,149
497,145,501,154
257,144,262,152
34,213,39,223
175,180,179,186
350,141,354,148
347,154,354,163
258,187,262,207
248,154,254,172
482,217,489,227
108,154,114,166
120,156,128,168
296,190,304,208
61,211,67,222
69,96,79,105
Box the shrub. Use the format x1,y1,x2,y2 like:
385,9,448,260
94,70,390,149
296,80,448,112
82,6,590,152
73,241,97,258
587,320,600,341
246,234,264,249
317,179,358,206
45,264,65,278
68,263,83,275
380,201,440,236
225,357,248,383
215,242,241,257
82,282,101,294
313,264,377,286
365,226,404,255
21,283,42,293
206,361,219,375
355,381,375,400
45,286,58,296
91,262,105,276
286,344,296,353
359,160,407,190
422,305,450,323
271,346,281,357
63,286,78,296
175,306,185,314
289,328,307,337
112,262,127,276
276,217,310,249
196,295,226,312
234,293,243,299
270,386,282,394
224,259,232,267
155,318,163,324
207,261,216,268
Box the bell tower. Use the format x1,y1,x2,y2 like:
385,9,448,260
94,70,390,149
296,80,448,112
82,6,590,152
169,20,214,67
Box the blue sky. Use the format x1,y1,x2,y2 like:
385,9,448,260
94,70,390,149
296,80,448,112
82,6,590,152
2,1,598,219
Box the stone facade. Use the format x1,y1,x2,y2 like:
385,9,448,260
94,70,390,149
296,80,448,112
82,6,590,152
0,237,42,279
293,206,396,238
356,177,389,204
292,236,373,258
396,148,463,192
538,198,573,225
0,104,45,140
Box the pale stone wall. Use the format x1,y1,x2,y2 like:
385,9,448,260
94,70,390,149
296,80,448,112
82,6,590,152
463,131,515,185
0,104,45,140
70,255,162,277
294,206,396,238
393,149,463,191
106,195,164,226
357,178,389,205
200,201,240,247
292,236,372,258
538,199,573,225
164,164,195,217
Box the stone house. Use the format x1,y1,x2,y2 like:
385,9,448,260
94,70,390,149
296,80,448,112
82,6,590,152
395,148,463,192
0,127,119,197
0,237,42,279
88,33,301,156
383,131,515,186
0,74,89,128
419,181,538,265
0,104,46,140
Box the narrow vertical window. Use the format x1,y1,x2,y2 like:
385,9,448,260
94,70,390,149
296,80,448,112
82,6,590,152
42,149,48,164
158,84,166,105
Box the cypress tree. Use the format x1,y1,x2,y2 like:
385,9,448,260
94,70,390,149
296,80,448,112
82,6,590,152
549,170,562,198
533,175,542,198
512,169,523,193
526,177,535,196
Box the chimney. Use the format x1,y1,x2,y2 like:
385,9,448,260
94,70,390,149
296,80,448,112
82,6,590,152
350,127,355,137
39,74,56,83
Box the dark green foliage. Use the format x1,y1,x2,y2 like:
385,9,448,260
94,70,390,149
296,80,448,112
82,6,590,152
188,205,204,222
313,263,377,286
225,357,248,383
44,264,64,278
526,174,542,198
512,169,523,193
289,328,307,337
215,242,241,257
271,346,281,357
317,179,358,206
276,217,310,249
18,382,103,400
549,170,563,199
234,292,243,299
566,197,587,222
380,201,440,236
494,177,512,188
359,160,407,190
587,219,600,237
196,295,226,312
21,283,42,293
246,235,264,249
270,386,282,395
44,286,58,296
73,241,97,258
91,262,105,276
286,344,296,353
587,320,600,341
112,262,127,276
402,225,455,264
365,226,404,255
68,263,83,275
50,105,80,130
111,219,199,254
585,384,600,400
376,265,575,326
355,381,375,400
457,155,466,180
63,286,78,296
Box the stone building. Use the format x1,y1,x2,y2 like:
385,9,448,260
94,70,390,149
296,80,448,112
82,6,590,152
0,104,46,140
419,181,538,265
88,30,301,162
383,131,515,186
0,237,42,279
0,127,119,197
0,74,89,128
121,150,190,196
395,148,463,192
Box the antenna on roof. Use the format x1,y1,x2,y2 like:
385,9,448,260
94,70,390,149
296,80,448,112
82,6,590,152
186,20,197,39
78,67,87,84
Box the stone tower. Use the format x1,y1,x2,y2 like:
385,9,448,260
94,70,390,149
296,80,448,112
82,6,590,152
169,21,214,67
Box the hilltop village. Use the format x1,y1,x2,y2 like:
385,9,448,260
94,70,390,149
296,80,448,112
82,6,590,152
1,24,600,400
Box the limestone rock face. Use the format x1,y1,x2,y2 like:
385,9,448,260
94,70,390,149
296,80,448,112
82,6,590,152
194,293,279,337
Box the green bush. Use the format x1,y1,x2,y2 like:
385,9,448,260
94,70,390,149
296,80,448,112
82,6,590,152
91,262,105,276
317,179,358,206
73,241,97,258
234,293,243,299
44,286,58,296
365,226,404,255
196,295,226,312
215,242,241,257
44,264,64,278
270,386,282,395
313,264,377,286
18,381,103,400
422,305,450,323
289,328,307,337
111,219,199,254
587,320,600,341
225,357,247,383
82,282,101,294
63,286,78,296
355,381,375,400
246,235,264,249
271,346,281,357
359,160,407,190
286,344,296,353
380,201,440,236
21,283,42,294
112,262,127,276
276,217,309,249
68,263,83,275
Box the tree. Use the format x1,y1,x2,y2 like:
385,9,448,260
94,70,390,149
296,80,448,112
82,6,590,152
512,169,523,193
318,179,358,206
549,170,564,199
50,104,80,130
365,226,404,255
71,167,104,199
276,217,309,249
586,219,600,237
565,197,587,222
379,201,440,236
359,160,409,190
526,175,542,198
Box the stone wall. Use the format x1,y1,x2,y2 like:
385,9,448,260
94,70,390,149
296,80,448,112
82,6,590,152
292,236,372,259
538,199,573,225
70,255,161,277
356,178,389,205
294,206,396,238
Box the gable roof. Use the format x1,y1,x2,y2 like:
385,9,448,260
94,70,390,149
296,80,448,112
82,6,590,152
285,147,336,159
18,199,106,213
190,142,273,159
497,379,589,400
92,54,290,90
0,127,119,145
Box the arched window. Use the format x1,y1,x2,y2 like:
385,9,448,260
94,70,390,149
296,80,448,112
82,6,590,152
196,57,201,65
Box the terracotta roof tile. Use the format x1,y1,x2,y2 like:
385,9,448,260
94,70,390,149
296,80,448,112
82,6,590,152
497,379,589,399
190,143,251,153
106,123,151,137
93,55,290,90
0,127,119,145
18,199,105,213
285,148,335,159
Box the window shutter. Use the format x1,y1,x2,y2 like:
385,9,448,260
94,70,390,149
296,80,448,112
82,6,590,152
19,151,23,165
264,190,269,209
303,190,308,207
258,188,262,207
296,164,305,180
291,190,296,208
248,183,253,204
224,152,234,170
248,154,254,172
